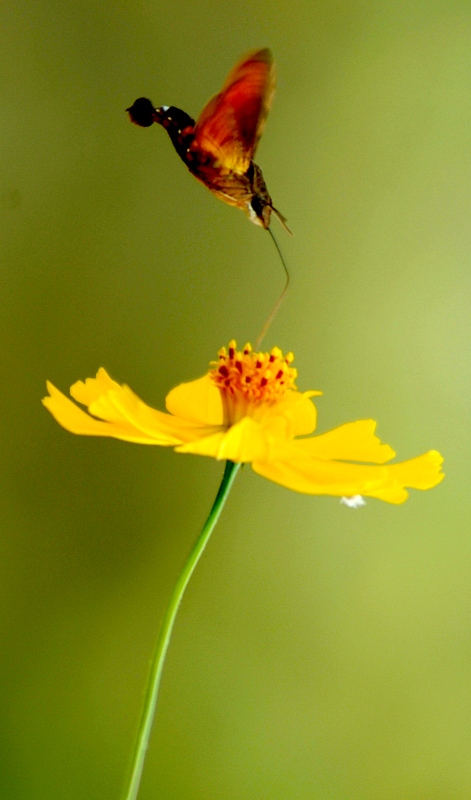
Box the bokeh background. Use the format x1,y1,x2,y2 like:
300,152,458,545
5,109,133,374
1,1,470,798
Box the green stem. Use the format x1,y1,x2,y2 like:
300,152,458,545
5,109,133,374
122,460,241,800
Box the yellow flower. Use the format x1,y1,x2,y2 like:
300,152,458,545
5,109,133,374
43,341,444,504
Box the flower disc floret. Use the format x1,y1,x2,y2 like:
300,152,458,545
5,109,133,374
210,340,297,424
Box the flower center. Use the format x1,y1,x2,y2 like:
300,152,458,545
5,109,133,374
210,340,297,424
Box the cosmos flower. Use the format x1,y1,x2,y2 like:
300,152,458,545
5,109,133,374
43,341,443,504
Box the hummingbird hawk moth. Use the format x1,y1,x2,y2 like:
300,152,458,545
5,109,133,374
127,48,290,232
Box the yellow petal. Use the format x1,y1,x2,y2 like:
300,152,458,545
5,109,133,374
104,384,221,443
43,382,170,443
174,430,229,459
43,382,117,437
365,451,444,503
216,417,272,462
252,448,444,504
70,368,121,407
295,420,395,463
267,390,319,437
176,416,271,462
43,378,215,446
165,375,224,425
382,451,444,492
252,456,388,497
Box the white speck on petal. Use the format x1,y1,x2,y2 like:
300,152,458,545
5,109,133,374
340,495,366,509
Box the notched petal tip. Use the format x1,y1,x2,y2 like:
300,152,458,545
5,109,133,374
388,449,445,492
42,381,114,436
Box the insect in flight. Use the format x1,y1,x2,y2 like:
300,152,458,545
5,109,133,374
127,48,290,234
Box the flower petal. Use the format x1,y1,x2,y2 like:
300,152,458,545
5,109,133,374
174,430,229,459
70,368,122,407
165,375,224,426
176,416,271,462
367,451,444,502
252,449,444,504
295,420,395,463
43,383,134,438
268,390,320,437
252,456,388,497
98,384,219,444
43,374,217,446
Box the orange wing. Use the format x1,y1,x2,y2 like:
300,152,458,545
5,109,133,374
191,48,276,174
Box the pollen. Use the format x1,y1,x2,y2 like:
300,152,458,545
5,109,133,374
210,340,297,421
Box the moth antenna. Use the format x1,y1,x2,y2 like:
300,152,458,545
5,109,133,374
255,226,290,349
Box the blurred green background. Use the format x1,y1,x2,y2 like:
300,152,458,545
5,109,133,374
1,1,470,797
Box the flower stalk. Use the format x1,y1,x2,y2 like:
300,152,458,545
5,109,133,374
122,460,241,800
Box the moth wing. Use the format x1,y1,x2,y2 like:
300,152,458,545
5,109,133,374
191,48,275,174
